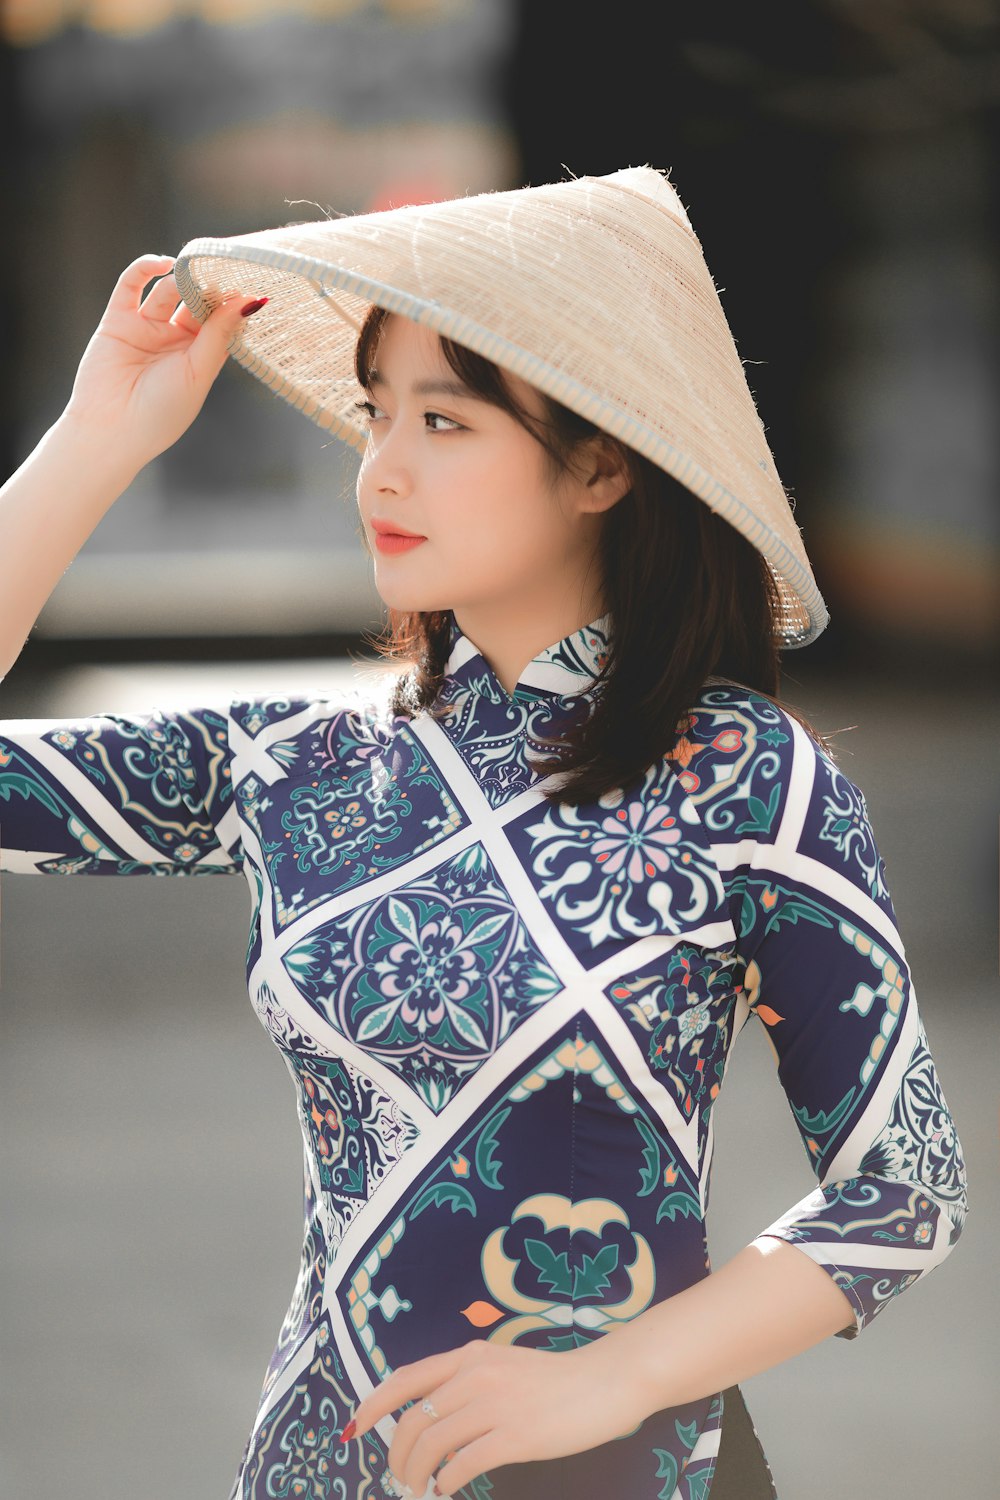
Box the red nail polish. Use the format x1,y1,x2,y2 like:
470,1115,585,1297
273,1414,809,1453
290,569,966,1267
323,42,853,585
336,1418,357,1443
240,297,269,318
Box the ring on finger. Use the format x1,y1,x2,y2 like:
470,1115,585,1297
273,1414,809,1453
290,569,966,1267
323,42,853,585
420,1397,439,1419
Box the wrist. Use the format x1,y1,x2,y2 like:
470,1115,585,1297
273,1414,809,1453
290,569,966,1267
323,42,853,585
577,1321,677,1428
616,1318,684,1420
46,409,146,492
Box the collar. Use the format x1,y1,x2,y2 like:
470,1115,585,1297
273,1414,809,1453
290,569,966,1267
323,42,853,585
441,610,612,704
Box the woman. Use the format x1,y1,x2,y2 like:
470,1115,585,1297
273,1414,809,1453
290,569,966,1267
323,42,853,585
0,168,967,1500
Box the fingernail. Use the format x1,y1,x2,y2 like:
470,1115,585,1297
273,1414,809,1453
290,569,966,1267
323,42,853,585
336,1418,357,1443
433,1486,442,1496
240,296,269,318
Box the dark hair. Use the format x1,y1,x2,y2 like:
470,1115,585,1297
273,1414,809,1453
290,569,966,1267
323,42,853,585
354,305,838,807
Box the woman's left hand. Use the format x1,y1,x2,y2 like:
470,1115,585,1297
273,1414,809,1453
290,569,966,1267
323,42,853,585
340,1332,654,1497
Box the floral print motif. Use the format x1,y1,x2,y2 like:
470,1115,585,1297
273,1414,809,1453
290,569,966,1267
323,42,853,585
242,1325,388,1500
506,768,726,969
338,1018,714,1494
0,708,233,868
608,943,743,1144
435,681,588,809
282,844,563,1111
590,796,683,878
478,1191,657,1343
860,1025,968,1233
669,692,789,840
814,759,890,902
283,1050,418,1254
238,725,467,929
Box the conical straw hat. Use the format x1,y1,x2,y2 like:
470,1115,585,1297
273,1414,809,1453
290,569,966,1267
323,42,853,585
174,166,828,646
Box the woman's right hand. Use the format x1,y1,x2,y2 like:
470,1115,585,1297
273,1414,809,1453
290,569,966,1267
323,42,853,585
60,254,263,472
0,255,266,679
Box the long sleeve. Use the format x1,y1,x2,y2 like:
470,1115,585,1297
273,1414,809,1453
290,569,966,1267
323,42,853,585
0,703,242,875
682,688,968,1339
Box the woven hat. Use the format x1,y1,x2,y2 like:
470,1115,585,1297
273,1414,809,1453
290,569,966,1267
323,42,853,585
174,166,828,647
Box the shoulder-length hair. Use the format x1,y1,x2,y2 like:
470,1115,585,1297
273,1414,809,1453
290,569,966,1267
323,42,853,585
354,307,837,808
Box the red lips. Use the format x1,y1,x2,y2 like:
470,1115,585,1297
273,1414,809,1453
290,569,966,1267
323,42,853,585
371,518,425,538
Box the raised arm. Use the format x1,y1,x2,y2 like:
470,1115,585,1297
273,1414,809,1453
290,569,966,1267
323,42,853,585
0,255,260,679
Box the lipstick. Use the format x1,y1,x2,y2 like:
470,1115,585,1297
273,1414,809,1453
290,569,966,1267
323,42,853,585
371,519,427,554
374,532,426,554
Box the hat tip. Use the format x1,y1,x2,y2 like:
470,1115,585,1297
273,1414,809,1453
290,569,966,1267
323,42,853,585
600,165,692,230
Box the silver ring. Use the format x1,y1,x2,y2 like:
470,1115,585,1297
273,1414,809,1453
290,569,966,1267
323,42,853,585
420,1397,439,1419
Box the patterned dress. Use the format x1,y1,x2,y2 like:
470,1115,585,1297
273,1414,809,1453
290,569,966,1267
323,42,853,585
0,613,967,1500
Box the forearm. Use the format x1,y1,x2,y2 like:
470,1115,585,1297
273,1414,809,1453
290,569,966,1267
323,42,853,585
0,415,140,678
599,1237,855,1422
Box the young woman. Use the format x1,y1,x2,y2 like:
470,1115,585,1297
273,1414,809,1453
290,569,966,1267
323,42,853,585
0,168,967,1500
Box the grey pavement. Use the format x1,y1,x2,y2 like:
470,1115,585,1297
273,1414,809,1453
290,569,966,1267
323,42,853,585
0,655,997,1500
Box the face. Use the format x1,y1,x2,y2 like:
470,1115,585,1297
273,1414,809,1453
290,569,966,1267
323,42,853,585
354,315,608,623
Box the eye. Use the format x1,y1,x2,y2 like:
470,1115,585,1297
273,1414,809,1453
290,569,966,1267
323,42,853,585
425,411,464,432
353,398,384,425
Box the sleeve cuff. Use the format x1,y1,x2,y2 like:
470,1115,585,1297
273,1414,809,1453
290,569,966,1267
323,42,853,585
752,1232,865,1339
753,1177,959,1337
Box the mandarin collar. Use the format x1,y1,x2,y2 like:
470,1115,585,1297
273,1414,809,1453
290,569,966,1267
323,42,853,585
442,610,612,704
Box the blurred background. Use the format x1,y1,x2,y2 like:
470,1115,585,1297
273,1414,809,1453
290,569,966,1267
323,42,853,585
0,2,997,1498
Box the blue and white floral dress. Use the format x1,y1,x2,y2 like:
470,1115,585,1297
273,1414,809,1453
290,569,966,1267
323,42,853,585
0,613,967,1500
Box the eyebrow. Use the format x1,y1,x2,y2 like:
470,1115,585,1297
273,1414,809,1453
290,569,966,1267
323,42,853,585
366,370,478,400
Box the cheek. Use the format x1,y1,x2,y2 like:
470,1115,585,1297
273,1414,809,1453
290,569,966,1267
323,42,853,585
498,481,572,545
474,453,564,524
457,502,569,578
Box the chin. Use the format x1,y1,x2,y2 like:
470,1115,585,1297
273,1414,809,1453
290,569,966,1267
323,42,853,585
372,581,453,614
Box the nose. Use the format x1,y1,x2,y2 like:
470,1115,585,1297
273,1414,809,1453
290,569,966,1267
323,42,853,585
358,422,413,498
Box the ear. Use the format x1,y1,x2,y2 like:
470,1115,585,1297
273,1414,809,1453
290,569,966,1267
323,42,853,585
576,435,633,513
